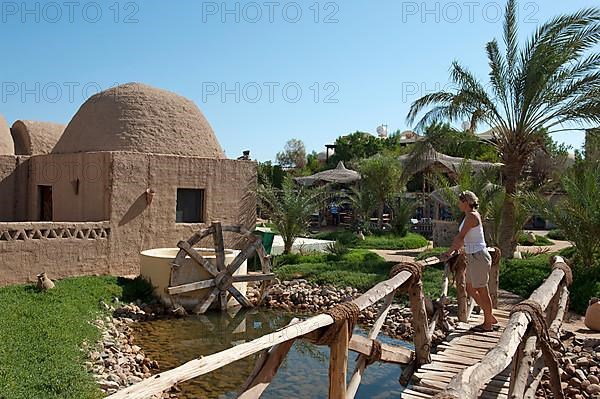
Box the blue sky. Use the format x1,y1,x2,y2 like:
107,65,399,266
1,0,598,161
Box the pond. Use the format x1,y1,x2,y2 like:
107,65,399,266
132,308,413,398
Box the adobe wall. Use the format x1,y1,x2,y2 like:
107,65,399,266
107,152,257,276
0,155,29,222
0,222,111,285
0,152,257,286
28,152,111,222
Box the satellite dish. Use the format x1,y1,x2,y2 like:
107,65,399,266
376,125,388,138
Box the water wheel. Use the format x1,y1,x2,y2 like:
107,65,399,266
167,221,274,314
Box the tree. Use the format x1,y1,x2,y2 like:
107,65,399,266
256,177,325,254
358,154,404,229
276,139,306,169
407,0,600,257
329,132,383,166
524,163,600,268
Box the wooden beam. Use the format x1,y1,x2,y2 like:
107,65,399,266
232,274,276,283
488,247,500,308
176,241,218,276
549,284,569,344
212,221,228,310
166,280,215,295
348,334,412,364
347,292,395,399
193,286,220,314
508,332,537,398
237,318,299,399
408,277,431,366
329,320,349,399
227,285,253,308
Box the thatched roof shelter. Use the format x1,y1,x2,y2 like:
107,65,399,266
10,120,65,155
399,143,502,177
53,83,225,158
294,161,361,186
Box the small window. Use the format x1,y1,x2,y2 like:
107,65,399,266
176,188,205,223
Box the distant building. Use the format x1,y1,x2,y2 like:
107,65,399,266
0,83,256,286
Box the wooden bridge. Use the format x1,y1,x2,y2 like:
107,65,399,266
107,250,572,399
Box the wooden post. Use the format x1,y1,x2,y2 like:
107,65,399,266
508,331,537,398
545,283,562,329
329,320,349,399
549,285,569,345
427,265,449,340
453,254,469,322
237,319,299,399
346,292,395,399
407,278,431,365
212,221,228,310
488,247,500,309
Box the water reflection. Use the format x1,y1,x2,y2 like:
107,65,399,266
132,308,410,398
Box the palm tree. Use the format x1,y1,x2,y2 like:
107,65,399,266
524,163,600,268
407,0,600,257
256,177,326,254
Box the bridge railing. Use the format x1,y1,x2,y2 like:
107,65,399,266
431,255,572,399
105,247,504,399
107,254,452,399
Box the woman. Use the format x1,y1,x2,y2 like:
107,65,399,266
442,190,497,332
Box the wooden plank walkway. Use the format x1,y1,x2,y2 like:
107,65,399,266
401,309,512,399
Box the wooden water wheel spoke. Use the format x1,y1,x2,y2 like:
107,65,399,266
168,221,274,314
176,240,218,276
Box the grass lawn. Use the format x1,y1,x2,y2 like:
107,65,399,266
312,231,428,250
0,276,151,399
274,249,447,299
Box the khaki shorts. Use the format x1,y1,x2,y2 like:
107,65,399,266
465,250,492,289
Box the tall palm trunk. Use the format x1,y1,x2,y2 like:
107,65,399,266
498,167,521,258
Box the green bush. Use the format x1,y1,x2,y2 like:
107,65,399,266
570,264,600,314
517,233,554,246
499,254,552,298
547,229,567,241
354,232,428,250
312,231,359,246
325,240,350,258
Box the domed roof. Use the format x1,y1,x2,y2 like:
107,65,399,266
0,114,14,155
11,120,65,155
52,83,225,158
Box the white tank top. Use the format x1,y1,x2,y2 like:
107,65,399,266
459,215,487,254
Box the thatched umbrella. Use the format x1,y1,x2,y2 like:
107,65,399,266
398,143,502,176
294,161,361,186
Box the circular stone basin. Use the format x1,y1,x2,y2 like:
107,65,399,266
139,247,247,310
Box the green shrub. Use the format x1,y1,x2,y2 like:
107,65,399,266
354,232,428,250
547,229,567,241
570,264,600,314
499,254,552,298
312,231,359,246
325,240,350,258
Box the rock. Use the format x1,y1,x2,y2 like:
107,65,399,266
100,380,120,390
586,383,600,394
589,375,600,384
